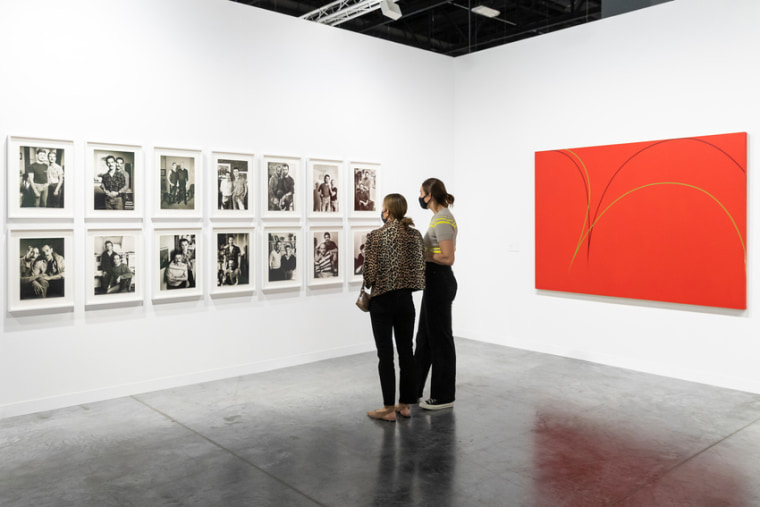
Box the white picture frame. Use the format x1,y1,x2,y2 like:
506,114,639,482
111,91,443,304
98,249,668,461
212,227,255,295
210,152,255,219
8,228,74,312
308,227,343,287
262,155,301,219
86,142,143,219
307,158,342,218
7,136,74,219
153,147,203,219
349,226,373,283
350,161,381,218
152,228,203,301
263,227,301,290
85,229,143,307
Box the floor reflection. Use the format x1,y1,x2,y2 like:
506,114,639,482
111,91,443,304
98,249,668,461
533,409,748,506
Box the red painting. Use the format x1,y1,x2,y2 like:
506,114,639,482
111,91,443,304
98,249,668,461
535,133,747,309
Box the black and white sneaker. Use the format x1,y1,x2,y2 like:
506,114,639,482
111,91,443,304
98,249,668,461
419,398,454,410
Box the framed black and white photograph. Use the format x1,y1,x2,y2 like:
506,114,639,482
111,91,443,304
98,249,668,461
350,161,380,217
211,152,254,219
308,227,342,287
152,229,203,301
262,155,300,219
212,228,254,295
85,229,143,307
349,226,373,283
86,143,142,218
308,159,342,218
8,228,74,312
153,148,202,218
263,227,300,290
7,136,74,219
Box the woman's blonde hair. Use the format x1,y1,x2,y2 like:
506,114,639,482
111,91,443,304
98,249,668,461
383,193,414,229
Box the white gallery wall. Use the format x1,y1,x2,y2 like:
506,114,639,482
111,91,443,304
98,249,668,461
453,0,760,394
0,0,455,418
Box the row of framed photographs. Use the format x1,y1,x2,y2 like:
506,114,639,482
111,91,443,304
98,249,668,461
7,135,380,220
8,225,373,313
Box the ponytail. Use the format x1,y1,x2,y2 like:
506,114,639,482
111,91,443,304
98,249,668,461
399,216,415,230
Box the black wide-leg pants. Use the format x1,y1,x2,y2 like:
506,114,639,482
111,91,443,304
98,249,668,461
369,289,417,407
414,263,458,403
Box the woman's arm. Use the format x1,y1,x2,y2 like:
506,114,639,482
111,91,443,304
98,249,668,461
428,239,455,266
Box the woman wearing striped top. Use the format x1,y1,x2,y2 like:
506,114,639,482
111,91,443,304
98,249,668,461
415,178,458,410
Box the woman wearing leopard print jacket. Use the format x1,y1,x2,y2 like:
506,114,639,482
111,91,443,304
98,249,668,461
363,193,425,422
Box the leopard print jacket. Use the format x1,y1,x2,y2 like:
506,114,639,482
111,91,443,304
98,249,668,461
363,219,425,297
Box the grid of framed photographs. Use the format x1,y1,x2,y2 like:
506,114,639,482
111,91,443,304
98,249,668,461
5,134,380,311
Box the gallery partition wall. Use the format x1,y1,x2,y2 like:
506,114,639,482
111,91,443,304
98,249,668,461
452,0,760,395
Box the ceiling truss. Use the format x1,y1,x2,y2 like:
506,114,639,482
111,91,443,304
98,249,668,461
232,0,605,56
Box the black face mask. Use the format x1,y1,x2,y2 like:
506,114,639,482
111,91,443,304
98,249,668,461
419,195,428,210
381,211,388,224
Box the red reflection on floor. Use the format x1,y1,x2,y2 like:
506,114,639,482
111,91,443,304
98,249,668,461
532,410,747,505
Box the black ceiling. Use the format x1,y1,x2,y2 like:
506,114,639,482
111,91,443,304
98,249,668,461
232,0,604,57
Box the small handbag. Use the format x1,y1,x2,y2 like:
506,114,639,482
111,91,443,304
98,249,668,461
356,286,371,312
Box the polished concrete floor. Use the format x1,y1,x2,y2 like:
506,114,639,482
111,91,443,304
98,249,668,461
2,339,760,506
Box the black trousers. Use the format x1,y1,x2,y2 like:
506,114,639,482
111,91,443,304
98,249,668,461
414,263,458,403
369,289,417,406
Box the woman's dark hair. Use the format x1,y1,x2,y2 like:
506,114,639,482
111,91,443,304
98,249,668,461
383,193,415,229
421,178,455,207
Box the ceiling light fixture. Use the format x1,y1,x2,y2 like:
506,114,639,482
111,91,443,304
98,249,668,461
301,0,402,26
380,0,402,20
471,5,500,18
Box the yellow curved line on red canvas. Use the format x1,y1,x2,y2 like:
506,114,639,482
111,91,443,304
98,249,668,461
569,182,746,271
565,149,592,260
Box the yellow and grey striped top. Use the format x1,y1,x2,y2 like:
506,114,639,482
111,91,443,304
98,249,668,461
424,207,457,254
